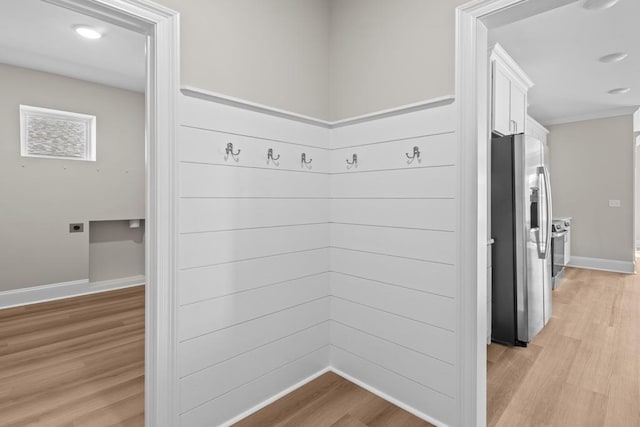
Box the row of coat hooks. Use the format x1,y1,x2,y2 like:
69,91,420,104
224,142,421,169
226,142,313,168
344,146,422,168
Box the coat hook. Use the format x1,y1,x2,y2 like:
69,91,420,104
267,148,280,164
406,146,421,164
346,153,358,168
301,153,313,168
225,142,241,161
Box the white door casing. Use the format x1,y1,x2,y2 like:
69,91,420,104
42,1,180,426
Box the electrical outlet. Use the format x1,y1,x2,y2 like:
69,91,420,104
69,223,84,233
609,200,621,208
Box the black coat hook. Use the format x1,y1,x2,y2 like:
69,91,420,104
346,153,358,168
301,153,313,167
406,146,421,163
225,142,241,161
267,148,280,162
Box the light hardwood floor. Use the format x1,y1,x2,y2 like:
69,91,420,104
0,286,145,427
234,371,433,427
6,267,635,427
488,267,640,426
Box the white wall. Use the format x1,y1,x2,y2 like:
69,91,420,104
156,0,331,120
328,0,467,120
0,63,145,291
155,0,466,121
176,95,331,426
548,115,634,266
329,102,459,425
175,90,459,425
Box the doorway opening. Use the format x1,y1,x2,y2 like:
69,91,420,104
457,0,640,425
0,0,177,425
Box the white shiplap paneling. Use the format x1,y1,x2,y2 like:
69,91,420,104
331,297,455,363
330,198,455,231
177,94,331,427
178,298,330,377
329,132,456,174
330,166,456,199
180,198,329,234
330,272,455,331
330,247,455,297
178,272,329,342
179,248,328,306
330,322,456,397
330,103,455,149
180,126,330,173
330,346,456,426
180,163,329,199
179,95,329,149
177,94,459,427
331,223,455,265
328,103,458,426
180,322,330,413
179,347,330,427
179,223,329,269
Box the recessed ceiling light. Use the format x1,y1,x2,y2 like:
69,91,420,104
74,26,102,40
599,52,628,63
583,0,620,10
608,88,631,95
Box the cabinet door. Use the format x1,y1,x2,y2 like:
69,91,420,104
492,62,512,136
510,84,527,135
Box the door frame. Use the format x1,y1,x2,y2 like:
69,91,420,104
455,1,533,425
45,1,179,425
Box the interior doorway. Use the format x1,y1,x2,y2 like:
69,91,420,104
0,0,147,423
458,0,640,425
0,0,178,425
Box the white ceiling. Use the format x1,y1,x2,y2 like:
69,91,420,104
489,0,640,126
0,0,146,93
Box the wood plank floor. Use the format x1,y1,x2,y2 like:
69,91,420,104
488,267,640,426
234,371,433,427
0,286,145,427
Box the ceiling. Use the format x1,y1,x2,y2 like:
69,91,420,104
0,0,146,93
489,0,640,126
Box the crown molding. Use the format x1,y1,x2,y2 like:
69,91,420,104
542,106,638,126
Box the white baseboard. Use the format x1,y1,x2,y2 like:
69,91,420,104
568,256,635,274
329,367,448,427
221,366,445,427
88,274,146,290
0,274,145,309
220,367,331,427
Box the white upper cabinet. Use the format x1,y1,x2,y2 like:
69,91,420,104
526,114,549,146
492,64,512,135
509,84,527,135
490,44,534,136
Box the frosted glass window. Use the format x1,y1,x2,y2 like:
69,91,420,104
20,105,96,161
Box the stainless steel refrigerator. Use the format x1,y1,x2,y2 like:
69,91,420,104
491,134,552,346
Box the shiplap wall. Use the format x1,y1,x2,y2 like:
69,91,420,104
177,95,331,426
176,94,459,426
329,104,459,426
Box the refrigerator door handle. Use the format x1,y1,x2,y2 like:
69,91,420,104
536,166,552,259
542,166,553,258
535,167,547,259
